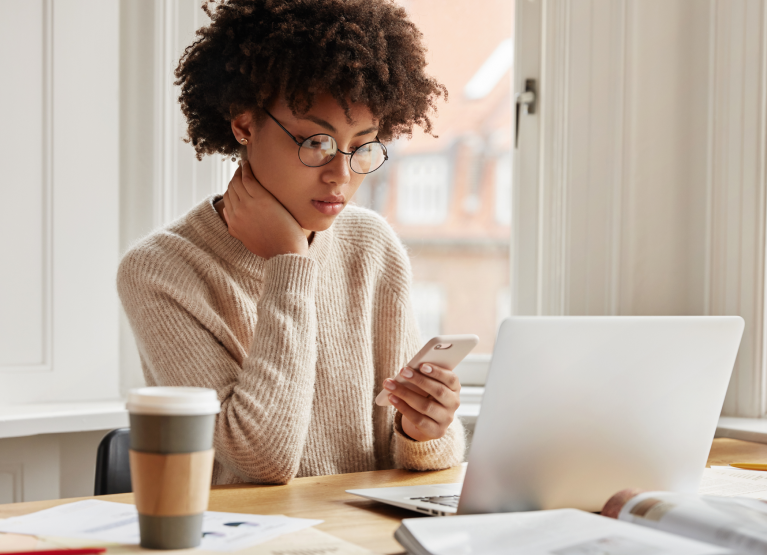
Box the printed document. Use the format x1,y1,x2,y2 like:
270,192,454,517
697,466,767,499
0,500,321,551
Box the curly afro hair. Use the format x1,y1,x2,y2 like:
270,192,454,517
174,0,447,161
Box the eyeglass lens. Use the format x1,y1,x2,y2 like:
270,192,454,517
298,135,386,174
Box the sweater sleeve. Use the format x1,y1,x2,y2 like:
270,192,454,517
118,252,318,485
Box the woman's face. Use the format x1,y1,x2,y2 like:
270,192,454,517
232,93,379,233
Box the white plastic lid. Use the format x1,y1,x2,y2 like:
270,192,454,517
126,387,221,416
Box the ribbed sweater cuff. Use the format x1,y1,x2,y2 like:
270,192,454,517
393,413,466,471
263,254,317,296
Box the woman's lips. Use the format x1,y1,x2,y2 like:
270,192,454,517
312,200,344,215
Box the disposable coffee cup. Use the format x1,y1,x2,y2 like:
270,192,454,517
127,387,220,549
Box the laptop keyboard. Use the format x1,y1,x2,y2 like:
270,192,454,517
409,494,460,508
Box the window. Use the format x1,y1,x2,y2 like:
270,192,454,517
411,282,445,343
354,0,514,357
396,155,450,225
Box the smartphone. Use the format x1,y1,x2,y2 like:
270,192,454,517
375,334,480,407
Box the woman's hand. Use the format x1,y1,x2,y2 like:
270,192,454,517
384,364,460,442
222,161,309,258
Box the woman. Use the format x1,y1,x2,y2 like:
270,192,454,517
118,0,465,485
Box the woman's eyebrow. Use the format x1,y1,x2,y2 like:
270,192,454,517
296,115,378,137
354,126,379,137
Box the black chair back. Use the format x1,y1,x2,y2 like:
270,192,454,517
94,428,132,495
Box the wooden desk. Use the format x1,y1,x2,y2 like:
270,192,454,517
1,438,766,554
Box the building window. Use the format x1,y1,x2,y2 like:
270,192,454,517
411,282,445,342
464,38,515,101
364,0,514,359
397,155,450,225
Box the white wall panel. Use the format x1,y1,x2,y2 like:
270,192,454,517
708,0,767,417
515,0,767,417
0,435,59,502
0,430,108,502
59,429,110,499
50,0,121,402
0,464,23,504
0,0,49,368
530,0,711,317
618,0,711,317
0,0,120,403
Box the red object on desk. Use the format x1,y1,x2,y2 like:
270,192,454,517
0,549,106,555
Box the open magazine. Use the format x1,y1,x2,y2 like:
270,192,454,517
395,468,767,555
602,489,767,555
395,508,733,555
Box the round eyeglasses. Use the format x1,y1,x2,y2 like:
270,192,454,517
263,109,388,174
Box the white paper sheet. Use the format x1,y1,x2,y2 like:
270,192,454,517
0,500,322,552
698,467,767,499
0,527,374,555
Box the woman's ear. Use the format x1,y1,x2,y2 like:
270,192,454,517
231,112,254,162
231,111,255,145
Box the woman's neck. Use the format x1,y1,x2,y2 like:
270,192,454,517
214,198,314,244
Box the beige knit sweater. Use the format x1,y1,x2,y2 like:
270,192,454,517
117,195,465,485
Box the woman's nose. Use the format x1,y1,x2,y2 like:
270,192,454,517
321,150,351,185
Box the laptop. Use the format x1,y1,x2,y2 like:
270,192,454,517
348,316,744,515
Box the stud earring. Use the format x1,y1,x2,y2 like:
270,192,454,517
240,138,248,145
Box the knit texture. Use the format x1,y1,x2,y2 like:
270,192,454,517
117,196,465,485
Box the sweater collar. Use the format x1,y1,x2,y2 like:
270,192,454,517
190,195,334,274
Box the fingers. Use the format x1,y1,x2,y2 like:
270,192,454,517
392,367,429,397
223,189,237,215
398,364,460,409
382,378,426,410
385,376,454,422
235,161,274,206
224,164,242,207
387,364,461,442
419,363,461,391
218,160,309,258
230,163,252,201
602,489,645,518
240,160,270,198
240,159,256,183
389,393,439,436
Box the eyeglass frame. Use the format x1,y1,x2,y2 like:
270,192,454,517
261,108,388,175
